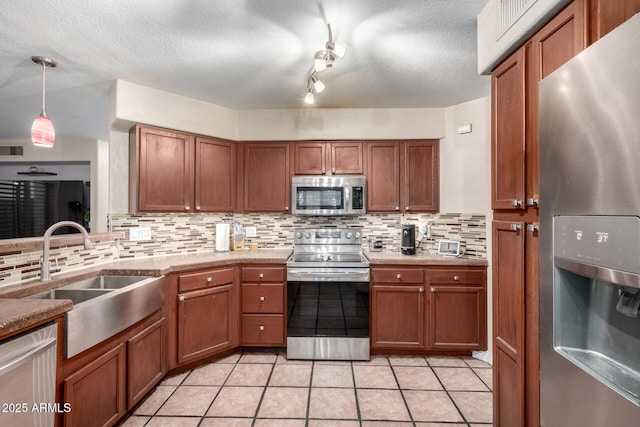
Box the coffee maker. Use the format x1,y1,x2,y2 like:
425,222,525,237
401,224,416,255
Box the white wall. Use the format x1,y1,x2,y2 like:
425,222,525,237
0,138,109,232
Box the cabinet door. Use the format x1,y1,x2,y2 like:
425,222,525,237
590,0,640,41
429,285,485,350
331,142,363,174
492,221,525,427
134,125,194,212
244,143,291,212
491,47,526,210
127,318,166,409
195,137,236,212
524,223,540,427
366,142,400,212
402,141,439,212
294,142,326,175
371,284,425,349
63,343,126,427
177,284,234,364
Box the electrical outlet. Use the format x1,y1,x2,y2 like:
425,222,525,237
245,226,257,238
418,223,432,239
129,227,151,241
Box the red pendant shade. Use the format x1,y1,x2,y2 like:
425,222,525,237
31,114,55,147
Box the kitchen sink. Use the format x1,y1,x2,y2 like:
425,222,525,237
25,274,165,358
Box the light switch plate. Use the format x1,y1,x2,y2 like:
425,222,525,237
245,226,257,238
129,227,151,241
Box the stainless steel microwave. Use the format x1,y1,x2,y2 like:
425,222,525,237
291,175,366,216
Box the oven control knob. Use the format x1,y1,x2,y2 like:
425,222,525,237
354,232,361,239
295,231,303,239
304,232,311,239
346,231,353,239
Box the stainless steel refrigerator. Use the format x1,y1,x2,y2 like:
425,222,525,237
539,13,640,426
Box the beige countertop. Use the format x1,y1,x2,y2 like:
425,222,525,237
364,250,488,266
0,249,292,340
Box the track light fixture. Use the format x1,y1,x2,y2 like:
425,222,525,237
304,23,345,105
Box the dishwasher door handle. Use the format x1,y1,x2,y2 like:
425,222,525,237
0,337,56,376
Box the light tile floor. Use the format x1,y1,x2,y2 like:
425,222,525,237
119,350,493,427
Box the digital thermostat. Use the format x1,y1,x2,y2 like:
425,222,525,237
438,240,462,257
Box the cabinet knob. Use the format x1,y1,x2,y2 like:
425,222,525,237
395,206,400,211
431,287,435,292
285,206,289,211
396,274,402,279
527,223,540,233
258,273,264,278
419,287,424,293
453,275,460,281
207,277,212,282
259,325,265,331
526,197,539,207
511,199,522,208
184,205,190,211
509,223,522,232
259,296,265,302
332,168,336,174
321,169,326,174
405,206,410,210
178,295,185,302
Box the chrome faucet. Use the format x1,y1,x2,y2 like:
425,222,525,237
41,221,93,281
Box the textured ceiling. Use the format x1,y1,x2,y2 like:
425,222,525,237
0,0,490,141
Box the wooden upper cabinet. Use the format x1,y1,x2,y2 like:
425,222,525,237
131,125,195,212
243,143,291,212
491,46,526,211
589,0,640,42
402,141,439,212
293,141,363,175
366,141,401,212
195,137,236,212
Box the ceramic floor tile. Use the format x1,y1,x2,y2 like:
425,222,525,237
276,352,314,365
357,389,411,421
361,422,413,427
183,362,234,385
239,352,278,364
118,415,150,426
393,366,443,390
199,418,253,427
156,385,219,416
206,386,264,417
474,367,493,390
388,355,428,366
268,363,312,387
312,364,354,388
226,363,273,386
353,355,389,365
133,385,176,415
313,359,352,365
215,352,242,364
414,423,467,427
463,356,492,368
159,371,189,386
353,365,398,389
450,391,493,423
257,387,309,418
427,356,468,367
145,416,201,427
310,421,360,427
403,390,464,423
253,419,307,427
434,367,489,391
308,387,358,419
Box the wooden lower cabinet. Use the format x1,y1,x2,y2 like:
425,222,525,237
127,317,167,408
240,266,286,346
63,343,127,427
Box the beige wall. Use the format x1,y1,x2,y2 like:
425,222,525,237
0,138,109,233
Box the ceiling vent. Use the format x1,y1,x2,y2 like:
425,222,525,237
0,146,24,156
497,0,539,39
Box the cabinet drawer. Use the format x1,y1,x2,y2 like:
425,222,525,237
371,268,424,284
178,268,234,292
241,267,285,283
242,283,284,313
429,270,484,285
241,314,285,346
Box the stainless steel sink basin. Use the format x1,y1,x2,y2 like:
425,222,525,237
28,288,114,304
25,274,165,358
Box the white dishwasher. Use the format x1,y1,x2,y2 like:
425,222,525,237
0,323,58,427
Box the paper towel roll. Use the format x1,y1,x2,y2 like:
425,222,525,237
215,223,230,252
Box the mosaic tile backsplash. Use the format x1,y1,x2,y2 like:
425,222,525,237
0,212,485,288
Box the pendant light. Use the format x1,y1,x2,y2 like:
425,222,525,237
31,56,57,148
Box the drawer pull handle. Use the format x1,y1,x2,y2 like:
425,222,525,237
509,223,522,232
207,277,212,282
178,295,185,302
396,274,402,279
453,275,460,281
419,287,424,293
259,296,265,302
259,273,264,278
259,325,265,331
431,287,435,292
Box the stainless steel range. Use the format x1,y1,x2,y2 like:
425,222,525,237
286,227,370,360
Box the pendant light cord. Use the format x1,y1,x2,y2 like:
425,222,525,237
41,62,47,117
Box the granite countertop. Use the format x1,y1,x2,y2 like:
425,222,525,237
0,249,292,341
364,250,488,266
